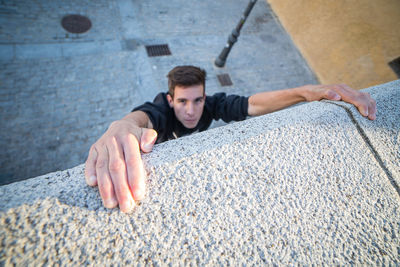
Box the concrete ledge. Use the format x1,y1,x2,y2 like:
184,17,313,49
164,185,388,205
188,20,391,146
324,80,400,187
1,82,399,265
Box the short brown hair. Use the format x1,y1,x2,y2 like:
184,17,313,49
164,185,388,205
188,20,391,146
167,65,207,98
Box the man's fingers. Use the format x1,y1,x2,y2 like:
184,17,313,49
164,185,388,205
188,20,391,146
364,93,376,120
324,89,341,101
367,95,377,120
356,102,369,117
140,129,158,153
85,145,98,186
329,84,356,103
354,92,376,119
96,146,118,209
330,84,377,120
107,137,135,213
123,134,146,201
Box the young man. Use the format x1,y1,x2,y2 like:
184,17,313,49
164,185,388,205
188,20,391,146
85,65,376,213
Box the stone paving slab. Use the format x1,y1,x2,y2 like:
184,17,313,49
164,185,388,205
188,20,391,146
118,0,275,39
1,96,399,265
1,40,123,60
0,51,147,184
0,0,121,44
0,45,14,61
15,43,63,59
325,80,400,189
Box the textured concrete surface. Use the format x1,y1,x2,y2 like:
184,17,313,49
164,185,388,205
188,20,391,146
1,82,399,265
0,0,317,185
325,80,400,187
268,0,400,89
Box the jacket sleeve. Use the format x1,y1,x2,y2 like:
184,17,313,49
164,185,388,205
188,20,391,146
206,93,249,123
131,93,169,132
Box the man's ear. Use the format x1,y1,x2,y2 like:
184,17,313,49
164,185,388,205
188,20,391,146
166,94,174,108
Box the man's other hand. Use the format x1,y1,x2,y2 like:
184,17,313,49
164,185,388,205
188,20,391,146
84,118,157,213
303,84,377,120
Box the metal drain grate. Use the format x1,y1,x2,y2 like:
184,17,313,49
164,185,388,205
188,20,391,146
217,73,233,86
389,57,400,78
145,44,171,57
61,14,92,34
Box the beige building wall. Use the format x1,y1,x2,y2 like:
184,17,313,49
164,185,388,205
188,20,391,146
267,0,400,89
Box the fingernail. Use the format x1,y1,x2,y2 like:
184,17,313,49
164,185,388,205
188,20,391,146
88,175,97,185
333,93,340,100
104,198,117,209
133,188,145,200
120,199,134,213
143,143,152,151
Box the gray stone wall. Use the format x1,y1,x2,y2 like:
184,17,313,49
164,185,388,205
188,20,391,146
0,81,399,265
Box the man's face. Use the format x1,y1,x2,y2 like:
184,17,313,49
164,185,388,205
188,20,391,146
167,84,206,129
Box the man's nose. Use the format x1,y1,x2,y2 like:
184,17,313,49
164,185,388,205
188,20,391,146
186,102,195,115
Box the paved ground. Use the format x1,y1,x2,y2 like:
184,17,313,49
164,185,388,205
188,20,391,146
0,0,317,184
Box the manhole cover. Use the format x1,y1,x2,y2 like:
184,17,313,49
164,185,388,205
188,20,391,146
61,14,92,34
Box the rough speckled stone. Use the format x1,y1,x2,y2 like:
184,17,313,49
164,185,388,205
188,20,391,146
1,83,399,265
325,80,400,187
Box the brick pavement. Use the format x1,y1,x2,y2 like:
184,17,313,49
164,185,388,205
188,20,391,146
0,0,317,184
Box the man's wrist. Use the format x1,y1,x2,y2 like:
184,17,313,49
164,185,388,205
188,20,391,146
121,111,149,128
292,85,310,102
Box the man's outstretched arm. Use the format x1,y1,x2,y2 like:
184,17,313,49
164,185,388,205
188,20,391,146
248,84,376,120
84,111,157,213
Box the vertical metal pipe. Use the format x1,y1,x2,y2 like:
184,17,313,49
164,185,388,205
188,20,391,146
215,0,258,68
